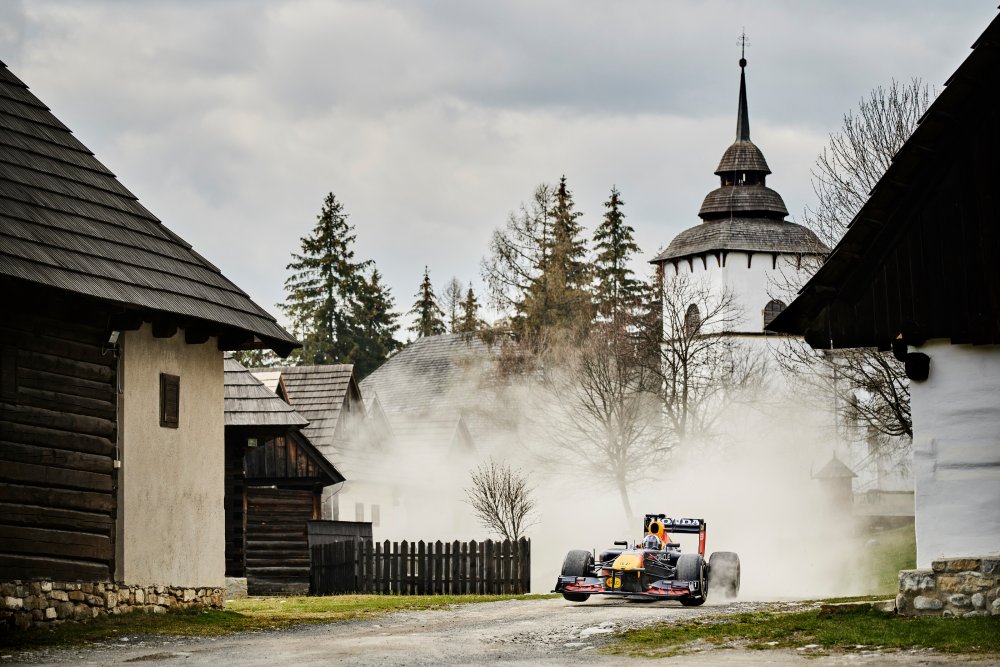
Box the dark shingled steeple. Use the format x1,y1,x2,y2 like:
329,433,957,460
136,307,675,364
700,55,787,221
652,48,827,265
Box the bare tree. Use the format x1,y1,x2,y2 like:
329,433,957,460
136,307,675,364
465,459,538,541
775,79,930,448
803,78,932,248
481,183,553,322
645,271,765,446
441,276,464,332
536,326,667,522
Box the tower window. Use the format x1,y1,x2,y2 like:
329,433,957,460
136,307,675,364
684,304,701,336
763,299,787,328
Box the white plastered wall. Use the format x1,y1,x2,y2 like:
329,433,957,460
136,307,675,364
665,251,810,334
910,340,1000,567
118,324,225,586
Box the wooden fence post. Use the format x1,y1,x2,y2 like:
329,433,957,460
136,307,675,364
417,541,425,595
484,540,494,595
469,541,478,595
433,541,443,594
519,537,530,593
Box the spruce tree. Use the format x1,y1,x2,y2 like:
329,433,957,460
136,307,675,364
408,266,447,338
282,193,371,364
352,269,401,378
532,175,590,334
458,286,481,334
592,186,643,326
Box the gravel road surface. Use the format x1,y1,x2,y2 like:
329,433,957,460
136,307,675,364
8,598,998,666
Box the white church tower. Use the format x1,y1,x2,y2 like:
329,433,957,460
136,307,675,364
650,53,825,337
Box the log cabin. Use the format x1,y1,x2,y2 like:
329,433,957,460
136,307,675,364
0,60,298,628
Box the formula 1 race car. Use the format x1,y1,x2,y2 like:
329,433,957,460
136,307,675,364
552,514,740,605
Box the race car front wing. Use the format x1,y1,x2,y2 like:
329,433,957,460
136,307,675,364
553,574,699,599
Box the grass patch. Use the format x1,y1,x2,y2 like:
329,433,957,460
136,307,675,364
865,524,917,594
609,607,1000,657
1,594,553,651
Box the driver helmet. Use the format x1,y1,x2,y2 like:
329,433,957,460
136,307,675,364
642,533,662,550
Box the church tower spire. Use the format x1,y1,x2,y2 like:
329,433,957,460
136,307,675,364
697,46,788,222
736,54,750,141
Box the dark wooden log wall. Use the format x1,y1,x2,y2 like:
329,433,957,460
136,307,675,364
0,287,117,581
245,486,317,594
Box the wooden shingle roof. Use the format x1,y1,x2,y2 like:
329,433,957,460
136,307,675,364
652,218,825,263
0,61,298,356
698,184,788,218
359,334,495,416
223,355,308,429
255,364,359,451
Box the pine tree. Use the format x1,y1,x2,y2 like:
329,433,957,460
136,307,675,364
458,286,481,334
592,186,643,326
281,193,371,364
530,175,590,334
408,266,447,338
351,269,401,378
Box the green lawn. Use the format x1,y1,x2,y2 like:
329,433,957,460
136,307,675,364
1,594,553,650
608,606,1000,657
864,524,917,594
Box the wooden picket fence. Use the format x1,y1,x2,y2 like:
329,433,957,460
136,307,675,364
310,538,530,595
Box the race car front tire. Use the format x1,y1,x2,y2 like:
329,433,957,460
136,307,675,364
560,550,594,603
676,553,707,606
561,549,594,577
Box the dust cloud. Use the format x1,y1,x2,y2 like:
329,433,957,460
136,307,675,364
347,336,874,600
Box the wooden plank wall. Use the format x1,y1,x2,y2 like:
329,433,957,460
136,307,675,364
245,486,315,594
0,289,117,581
245,435,321,480
310,538,531,596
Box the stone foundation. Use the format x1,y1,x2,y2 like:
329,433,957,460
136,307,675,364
896,556,1000,617
0,581,224,630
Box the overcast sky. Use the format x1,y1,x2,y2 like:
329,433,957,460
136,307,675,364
1,1,993,335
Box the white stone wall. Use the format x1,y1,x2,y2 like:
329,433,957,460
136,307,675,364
118,324,226,586
910,340,1000,567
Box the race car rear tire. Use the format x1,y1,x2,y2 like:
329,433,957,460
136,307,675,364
562,592,590,602
676,553,707,606
708,551,741,599
561,549,594,577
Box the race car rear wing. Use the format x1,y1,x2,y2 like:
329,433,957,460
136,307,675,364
643,515,705,534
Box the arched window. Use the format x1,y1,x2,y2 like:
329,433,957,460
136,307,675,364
762,299,787,328
684,303,701,336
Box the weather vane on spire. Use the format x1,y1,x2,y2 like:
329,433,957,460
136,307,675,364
738,30,749,68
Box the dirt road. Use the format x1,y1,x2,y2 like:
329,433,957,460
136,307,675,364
10,598,997,666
